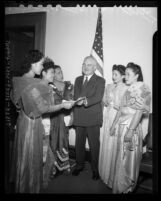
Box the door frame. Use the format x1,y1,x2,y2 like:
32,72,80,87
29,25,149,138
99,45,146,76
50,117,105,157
5,12,46,53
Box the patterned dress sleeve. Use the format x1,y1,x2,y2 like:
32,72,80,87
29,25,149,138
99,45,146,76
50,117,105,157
138,83,151,113
126,83,151,113
63,81,74,100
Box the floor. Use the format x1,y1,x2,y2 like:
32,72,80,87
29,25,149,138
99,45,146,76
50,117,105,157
41,159,153,194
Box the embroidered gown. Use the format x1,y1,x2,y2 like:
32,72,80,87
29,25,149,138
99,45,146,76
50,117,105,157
10,77,55,193
99,83,128,187
49,81,73,173
111,82,151,193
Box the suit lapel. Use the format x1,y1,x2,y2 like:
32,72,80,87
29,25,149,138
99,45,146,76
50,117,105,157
78,76,84,93
87,73,97,87
80,74,98,95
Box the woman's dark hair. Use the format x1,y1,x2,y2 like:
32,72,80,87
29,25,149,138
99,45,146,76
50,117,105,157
20,50,44,75
112,64,126,76
54,65,61,71
126,62,143,81
40,57,55,78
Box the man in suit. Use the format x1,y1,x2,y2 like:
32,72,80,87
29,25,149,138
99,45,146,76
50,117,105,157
72,56,105,180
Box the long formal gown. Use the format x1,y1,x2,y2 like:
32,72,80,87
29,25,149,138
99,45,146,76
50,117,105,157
40,82,56,189
99,83,127,187
10,77,55,193
111,82,151,193
49,81,73,173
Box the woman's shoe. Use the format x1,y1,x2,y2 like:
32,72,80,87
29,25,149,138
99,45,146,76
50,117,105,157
50,166,56,180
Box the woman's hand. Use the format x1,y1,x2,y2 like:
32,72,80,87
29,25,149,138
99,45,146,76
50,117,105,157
103,101,109,107
110,125,116,136
124,130,133,142
62,101,75,109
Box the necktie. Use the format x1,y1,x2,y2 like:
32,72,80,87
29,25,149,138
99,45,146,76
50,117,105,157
83,76,88,88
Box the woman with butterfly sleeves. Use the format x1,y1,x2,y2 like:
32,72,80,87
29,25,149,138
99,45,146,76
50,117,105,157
110,63,151,194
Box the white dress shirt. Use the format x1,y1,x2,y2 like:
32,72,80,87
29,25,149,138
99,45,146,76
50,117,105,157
82,74,94,106
83,74,94,83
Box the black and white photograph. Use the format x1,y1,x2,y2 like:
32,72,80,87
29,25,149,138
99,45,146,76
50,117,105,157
4,1,158,194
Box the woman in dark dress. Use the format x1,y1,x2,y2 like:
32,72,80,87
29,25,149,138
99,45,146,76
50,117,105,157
40,57,59,189
10,50,74,193
49,65,74,177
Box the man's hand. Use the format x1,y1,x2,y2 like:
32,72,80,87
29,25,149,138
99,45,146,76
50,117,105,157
83,97,88,106
75,97,86,106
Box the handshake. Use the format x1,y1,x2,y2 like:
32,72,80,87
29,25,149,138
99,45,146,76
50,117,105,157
62,97,87,110
74,96,87,106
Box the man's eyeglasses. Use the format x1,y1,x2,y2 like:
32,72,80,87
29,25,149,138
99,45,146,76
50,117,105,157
82,64,93,67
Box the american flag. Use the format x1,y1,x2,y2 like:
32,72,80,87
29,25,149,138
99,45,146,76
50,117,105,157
90,7,104,77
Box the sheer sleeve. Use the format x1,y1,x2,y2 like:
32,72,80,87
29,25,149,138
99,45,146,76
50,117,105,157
102,84,111,106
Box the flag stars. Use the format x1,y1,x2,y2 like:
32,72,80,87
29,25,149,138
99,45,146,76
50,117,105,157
91,8,103,76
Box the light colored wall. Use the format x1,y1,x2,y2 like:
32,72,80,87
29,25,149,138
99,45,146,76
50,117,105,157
45,7,157,93
5,6,157,148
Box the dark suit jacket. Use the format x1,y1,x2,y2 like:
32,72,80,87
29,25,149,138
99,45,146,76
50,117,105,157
73,73,105,127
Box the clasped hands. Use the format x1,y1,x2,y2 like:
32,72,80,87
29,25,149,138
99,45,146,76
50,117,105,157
110,126,133,142
62,96,87,110
124,129,134,142
75,96,87,106
62,100,75,109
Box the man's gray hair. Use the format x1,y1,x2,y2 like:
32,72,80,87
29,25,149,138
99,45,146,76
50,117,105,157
84,56,97,66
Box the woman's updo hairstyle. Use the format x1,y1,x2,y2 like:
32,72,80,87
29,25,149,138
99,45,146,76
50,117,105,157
112,64,126,76
126,62,143,82
20,50,44,76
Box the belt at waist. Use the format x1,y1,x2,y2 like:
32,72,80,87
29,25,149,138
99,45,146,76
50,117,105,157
21,110,40,120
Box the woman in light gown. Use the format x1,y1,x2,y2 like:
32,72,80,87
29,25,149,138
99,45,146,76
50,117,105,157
110,62,151,194
10,50,74,193
99,65,127,186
